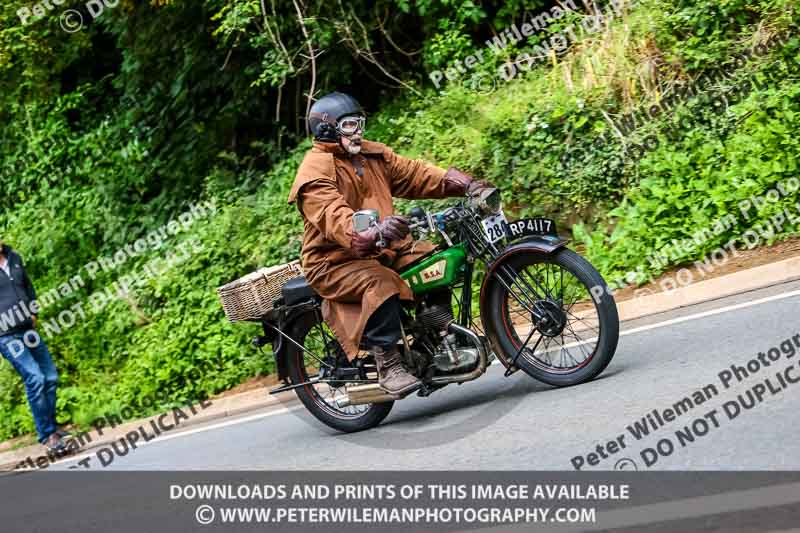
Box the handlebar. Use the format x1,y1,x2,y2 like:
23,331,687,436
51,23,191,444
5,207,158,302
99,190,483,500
360,189,492,246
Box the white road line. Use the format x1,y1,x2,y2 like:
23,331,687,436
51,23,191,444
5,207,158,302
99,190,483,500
619,288,800,337
52,404,302,469
528,288,800,355
47,287,800,469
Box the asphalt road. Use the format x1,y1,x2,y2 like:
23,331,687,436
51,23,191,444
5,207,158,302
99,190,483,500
54,279,800,471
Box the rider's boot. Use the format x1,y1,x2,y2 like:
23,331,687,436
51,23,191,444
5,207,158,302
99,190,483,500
372,345,421,395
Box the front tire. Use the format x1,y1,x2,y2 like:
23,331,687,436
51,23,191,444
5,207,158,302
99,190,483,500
483,247,619,387
286,311,393,433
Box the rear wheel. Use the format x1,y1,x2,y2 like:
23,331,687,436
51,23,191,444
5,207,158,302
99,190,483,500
286,311,393,433
484,248,619,387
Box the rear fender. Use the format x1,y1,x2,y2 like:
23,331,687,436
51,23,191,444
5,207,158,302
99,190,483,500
262,304,318,383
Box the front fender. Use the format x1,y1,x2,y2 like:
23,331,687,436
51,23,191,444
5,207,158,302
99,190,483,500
480,234,569,308
495,234,569,261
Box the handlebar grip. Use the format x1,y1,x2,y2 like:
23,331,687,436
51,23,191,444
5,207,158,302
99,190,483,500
409,207,426,220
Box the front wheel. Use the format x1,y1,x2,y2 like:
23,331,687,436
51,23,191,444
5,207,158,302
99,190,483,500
286,311,393,433
483,247,619,387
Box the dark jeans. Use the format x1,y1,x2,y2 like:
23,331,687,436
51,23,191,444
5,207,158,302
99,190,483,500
0,331,59,443
362,295,403,349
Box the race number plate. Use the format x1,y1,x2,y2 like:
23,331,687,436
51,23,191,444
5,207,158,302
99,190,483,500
505,218,558,238
481,211,508,244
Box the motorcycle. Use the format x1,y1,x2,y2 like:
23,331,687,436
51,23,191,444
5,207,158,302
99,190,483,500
250,188,619,433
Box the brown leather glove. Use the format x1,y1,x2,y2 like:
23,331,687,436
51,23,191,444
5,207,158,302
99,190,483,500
443,167,495,197
381,215,411,241
351,215,410,257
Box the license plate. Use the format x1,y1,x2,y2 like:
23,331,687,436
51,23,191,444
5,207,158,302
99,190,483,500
505,217,558,238
481,211,508,244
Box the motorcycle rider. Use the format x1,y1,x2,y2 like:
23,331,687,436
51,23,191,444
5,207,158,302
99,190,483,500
288,92,492,395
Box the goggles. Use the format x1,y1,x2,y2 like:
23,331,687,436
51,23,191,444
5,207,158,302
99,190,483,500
337,115,365,136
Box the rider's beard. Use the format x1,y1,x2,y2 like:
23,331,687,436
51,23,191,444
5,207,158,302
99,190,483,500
340,133,362,155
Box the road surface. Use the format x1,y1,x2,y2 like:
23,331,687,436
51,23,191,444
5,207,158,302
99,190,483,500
53,279,800,471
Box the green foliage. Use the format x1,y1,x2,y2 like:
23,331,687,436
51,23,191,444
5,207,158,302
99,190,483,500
1,0,799,440
422,20,475,70
576,51,800,285
656,0,797,71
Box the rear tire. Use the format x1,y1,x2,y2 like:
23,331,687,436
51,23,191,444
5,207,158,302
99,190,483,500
286,311,393,433
483,248,619,387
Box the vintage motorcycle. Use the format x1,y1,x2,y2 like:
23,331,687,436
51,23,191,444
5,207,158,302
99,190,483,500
251,189,619,432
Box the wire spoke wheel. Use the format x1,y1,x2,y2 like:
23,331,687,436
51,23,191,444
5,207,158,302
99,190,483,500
484,248,619,387
299,321,370,418
503,261,601,373
286,311,393,432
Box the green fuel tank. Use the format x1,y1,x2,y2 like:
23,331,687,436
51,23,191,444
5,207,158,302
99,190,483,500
399,244,467,294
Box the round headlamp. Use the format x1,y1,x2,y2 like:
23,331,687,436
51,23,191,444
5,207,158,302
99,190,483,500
476,188,501,215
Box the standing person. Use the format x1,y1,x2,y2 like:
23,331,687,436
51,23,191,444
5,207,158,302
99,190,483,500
0,241,68,455
288,92,493,395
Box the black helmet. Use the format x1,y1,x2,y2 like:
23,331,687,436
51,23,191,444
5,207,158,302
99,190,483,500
307,92,364,142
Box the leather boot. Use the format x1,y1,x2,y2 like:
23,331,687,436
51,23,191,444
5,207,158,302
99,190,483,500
372,346,421,395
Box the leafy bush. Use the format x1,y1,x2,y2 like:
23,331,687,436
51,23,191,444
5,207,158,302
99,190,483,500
0,0,798,440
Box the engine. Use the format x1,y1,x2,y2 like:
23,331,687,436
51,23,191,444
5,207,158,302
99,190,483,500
416,290,479,373
416,288,454,332
417,303,454,331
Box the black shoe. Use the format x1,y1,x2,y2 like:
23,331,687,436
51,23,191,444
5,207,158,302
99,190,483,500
44,434,68,457
56,428,72,439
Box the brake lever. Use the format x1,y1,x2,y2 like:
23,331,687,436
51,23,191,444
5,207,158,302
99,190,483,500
375,226,386,249
426,211,436,233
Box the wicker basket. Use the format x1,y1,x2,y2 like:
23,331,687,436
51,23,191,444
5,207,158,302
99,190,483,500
217,260,303,322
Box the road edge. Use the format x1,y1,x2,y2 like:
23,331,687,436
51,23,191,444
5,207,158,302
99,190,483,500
1,255,799,471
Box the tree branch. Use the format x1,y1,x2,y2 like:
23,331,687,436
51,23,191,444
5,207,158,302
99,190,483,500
292,0,317,135
335,1,421,96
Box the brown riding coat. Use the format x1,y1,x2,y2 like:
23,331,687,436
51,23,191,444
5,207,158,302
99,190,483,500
288,140,450,360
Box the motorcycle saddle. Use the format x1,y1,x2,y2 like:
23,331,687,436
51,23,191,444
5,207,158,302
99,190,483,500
281,276,319,306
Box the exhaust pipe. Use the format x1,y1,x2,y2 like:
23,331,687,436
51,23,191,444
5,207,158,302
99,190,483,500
336,324,488,407
336,384,400,407
430,323,487,385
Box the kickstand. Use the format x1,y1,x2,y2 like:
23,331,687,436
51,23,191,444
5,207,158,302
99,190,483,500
416,382,434,397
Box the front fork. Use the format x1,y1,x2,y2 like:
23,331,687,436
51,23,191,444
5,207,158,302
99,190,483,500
459,260,474,327
459,254,548,328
